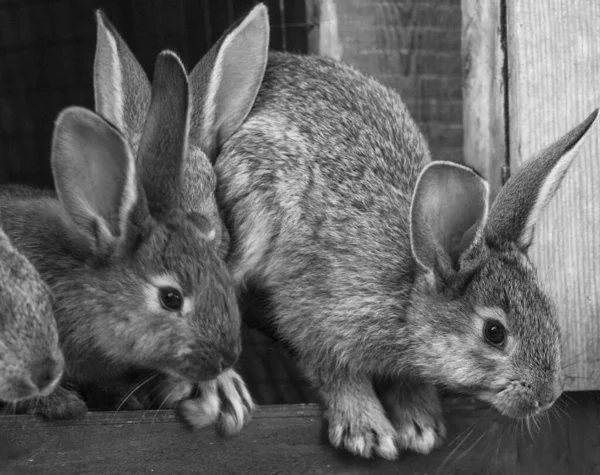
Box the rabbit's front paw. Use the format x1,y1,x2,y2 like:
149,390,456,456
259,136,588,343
19,386,88,420
178,369,255,436
382,382,446,454
326,405,398,459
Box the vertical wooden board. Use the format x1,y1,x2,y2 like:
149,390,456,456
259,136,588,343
506,1,600,390
461,0,506,199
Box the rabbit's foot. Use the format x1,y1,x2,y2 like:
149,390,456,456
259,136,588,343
323,378,398,459
381,381,446,454
178,369,255,436
18,385,88,420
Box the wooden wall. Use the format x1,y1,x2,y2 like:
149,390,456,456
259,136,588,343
312,0,463,163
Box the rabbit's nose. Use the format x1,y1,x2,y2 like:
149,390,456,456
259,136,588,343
219,347,240,371
537,382,562,411
30,354,64,392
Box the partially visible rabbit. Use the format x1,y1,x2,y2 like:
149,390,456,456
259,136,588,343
92,12,253,434
92,3,599,459
0,224,64,405
0,52,247,429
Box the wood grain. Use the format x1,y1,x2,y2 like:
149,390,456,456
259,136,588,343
461,0,506,199
506,1,600,391
2,394,600,474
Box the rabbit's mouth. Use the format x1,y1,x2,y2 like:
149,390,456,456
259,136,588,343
479,381,560,419
1,373,61,402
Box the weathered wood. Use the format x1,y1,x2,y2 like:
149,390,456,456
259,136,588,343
506,0,600,391
461,0,506,199
1,393,599,474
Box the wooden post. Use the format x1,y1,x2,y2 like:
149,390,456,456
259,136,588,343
461,0,506,199
506,0,600,391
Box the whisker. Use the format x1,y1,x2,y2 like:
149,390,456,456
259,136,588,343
438,407,493,473
151,385,179,426
111,373,157,421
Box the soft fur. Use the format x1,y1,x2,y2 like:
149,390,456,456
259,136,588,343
85,11,255,434
0,52,243,423
93,4,598,459
0,225,63,404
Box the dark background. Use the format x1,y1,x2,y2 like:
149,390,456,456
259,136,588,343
0,0,310,187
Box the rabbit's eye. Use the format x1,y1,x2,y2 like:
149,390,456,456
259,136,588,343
159,287,183,311
483,320,506,349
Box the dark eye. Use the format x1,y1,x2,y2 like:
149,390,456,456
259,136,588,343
484,320,506,348
159,287,183,311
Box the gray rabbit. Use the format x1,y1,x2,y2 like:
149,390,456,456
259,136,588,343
0,52,251,431
93,4,598,459
0,224,63,405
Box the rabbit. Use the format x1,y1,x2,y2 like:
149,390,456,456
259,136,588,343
92,11,254,435
0,51,250,431
0,223,64,405
92,3,599,459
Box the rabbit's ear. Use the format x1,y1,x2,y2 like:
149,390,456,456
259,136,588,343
51,107,138,253
137,51,189,214
189,3,269,161
486,109,598,251
94,10,151,146
410,162,490,274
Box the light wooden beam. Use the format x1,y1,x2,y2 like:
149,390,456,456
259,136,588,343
461,0,507,199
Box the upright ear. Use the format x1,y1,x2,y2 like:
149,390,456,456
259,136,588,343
137,51,190,214
486,109,598,251
189,3,269,161
94,10,151,147
410,162,490,275
51,107,138,253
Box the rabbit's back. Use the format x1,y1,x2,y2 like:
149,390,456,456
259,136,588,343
218,53,430,283
217,53,431,350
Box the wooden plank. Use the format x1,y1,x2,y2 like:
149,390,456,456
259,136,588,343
461,0,506,199
1,394,600,474
506,1,600,391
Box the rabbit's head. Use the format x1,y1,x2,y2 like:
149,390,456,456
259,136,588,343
0,229,63,402
408,111,597,418
93,6,269,257
51,52,240,383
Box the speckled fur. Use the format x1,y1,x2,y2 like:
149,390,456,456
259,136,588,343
0,226,63,403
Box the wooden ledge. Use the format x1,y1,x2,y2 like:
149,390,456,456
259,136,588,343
1,393,599,474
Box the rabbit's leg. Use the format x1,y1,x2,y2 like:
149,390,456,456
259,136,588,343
319,374,398,459
178,368,255,436
379,380,446,454
16,385,87,419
